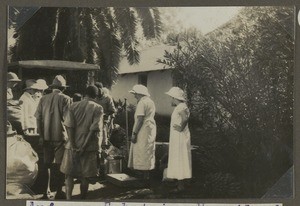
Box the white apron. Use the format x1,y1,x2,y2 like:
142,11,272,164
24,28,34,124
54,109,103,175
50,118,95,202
19,92,39,131
167,102,192,180
128,96,156,170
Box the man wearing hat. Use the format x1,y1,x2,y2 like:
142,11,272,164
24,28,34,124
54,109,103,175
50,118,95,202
95,82,117,144
33,79,49,103
165,87,192,192
19,79,48,135
7,72,21,100
35,75,72,199
127,84,157,181
7,72,23,134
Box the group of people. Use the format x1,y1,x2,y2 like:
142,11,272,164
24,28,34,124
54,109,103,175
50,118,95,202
7,71,192,200
127,85,192,193
7,72,48,135
7,73,117,200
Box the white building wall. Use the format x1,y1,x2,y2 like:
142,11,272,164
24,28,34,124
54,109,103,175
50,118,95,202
147,70,173,116
111,70,173,116
111,74,138,106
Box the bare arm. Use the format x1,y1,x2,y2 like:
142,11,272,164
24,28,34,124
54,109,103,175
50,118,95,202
66,126,76,150
107,96,117,116
173,107,189,132
35,100,44,144
179,113,189,131
131,115,144,143
36,117,44,145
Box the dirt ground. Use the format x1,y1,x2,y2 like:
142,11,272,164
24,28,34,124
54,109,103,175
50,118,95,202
28,170,205,200
60,176,204,200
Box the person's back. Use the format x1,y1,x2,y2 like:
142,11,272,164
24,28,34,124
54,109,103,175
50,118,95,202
36,90,72,142
97,94,116,115
66,98,103,151
35,75,72,200
137,96,156,123
61,85,103,200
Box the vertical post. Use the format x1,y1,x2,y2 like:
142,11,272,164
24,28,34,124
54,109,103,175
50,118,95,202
17,66,23,98
87,70,95,87
295,10,300,200
125,98,129,152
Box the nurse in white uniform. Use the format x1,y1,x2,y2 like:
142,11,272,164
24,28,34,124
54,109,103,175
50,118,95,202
165,87,192,192
128,84,157,180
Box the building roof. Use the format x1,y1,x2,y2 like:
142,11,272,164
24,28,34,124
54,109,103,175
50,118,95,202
118,44,175,74
8,60,100,71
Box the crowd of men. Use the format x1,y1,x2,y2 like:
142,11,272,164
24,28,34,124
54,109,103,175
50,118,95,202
7,73,116,200
7,72,193,200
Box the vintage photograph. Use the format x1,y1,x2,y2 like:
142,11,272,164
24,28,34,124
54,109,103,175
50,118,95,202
6,6,294,200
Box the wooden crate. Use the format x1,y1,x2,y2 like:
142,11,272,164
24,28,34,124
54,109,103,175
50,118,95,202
106,173,146,187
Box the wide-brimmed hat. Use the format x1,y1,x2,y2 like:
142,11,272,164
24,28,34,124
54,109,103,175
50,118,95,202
165,87,186,101
24,79,37,90
36,79,48,90
7,121,16,136
8,72,21,82
50,75,69,88
129,84,150,96
24,79,48,90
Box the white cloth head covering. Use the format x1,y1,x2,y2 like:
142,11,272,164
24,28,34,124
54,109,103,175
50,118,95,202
129,84,150,96
36,79,48,90
165,87,186,101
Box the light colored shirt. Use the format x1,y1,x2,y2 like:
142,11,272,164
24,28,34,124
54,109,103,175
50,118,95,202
7,88,13,100
35,89,72,142
19,91,38,130
64,97,103,151
96,94,116,115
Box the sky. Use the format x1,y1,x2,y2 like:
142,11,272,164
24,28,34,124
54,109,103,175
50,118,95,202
159,7,242,34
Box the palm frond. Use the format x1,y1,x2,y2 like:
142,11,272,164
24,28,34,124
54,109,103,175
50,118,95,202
81,8,96,63
15,7,57,60
135,7,156,39
114,8,140,65
53,8,70,59
152,8,162,38
94,8,122,87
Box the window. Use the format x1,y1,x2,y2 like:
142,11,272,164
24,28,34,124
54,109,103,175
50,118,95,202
138,74,148,86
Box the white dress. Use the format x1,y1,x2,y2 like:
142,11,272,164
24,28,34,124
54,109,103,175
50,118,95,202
19,92,39,131
167,102,192,180
128,96,157,170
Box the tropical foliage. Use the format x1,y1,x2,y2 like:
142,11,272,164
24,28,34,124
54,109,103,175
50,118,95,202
158,6,294,197
9,7,162,87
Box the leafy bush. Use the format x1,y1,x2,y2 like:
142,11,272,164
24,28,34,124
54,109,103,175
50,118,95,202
159,7,294,197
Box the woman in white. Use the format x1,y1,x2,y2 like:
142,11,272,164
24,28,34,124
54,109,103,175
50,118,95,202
165,87,192,192
128,84,157,180
19,79,48,135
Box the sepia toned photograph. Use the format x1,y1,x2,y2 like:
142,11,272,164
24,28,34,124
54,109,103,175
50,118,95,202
6,6,294,201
